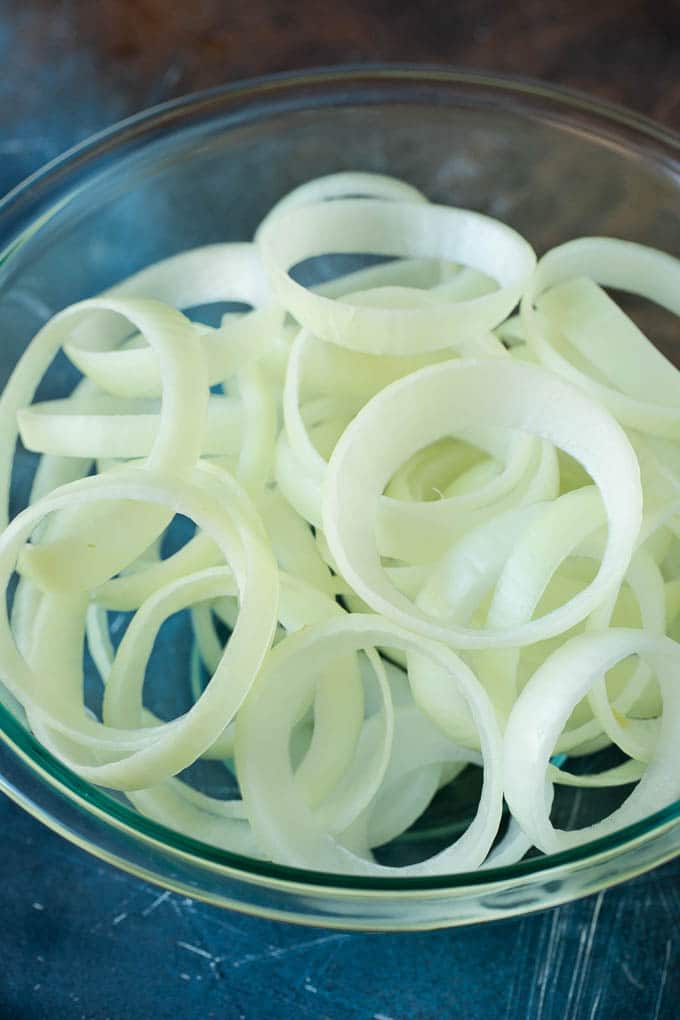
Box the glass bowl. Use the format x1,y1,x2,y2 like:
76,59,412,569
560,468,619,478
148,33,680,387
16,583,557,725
1,66,679,932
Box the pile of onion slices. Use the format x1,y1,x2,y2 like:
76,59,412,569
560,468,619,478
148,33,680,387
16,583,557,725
2,171,680,877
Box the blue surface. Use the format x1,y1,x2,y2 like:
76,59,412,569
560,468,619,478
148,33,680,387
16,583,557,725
2,795,679,1020
1,7,679,1019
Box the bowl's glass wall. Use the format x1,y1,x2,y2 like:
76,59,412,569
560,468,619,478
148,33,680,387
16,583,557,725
1,70,679,929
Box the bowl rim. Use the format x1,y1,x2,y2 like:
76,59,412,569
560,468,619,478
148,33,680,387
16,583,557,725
1,63,679,896
1,62,678,222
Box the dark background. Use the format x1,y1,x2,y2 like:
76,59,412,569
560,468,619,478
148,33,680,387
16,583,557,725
1,0,679,194
1,2,679,1018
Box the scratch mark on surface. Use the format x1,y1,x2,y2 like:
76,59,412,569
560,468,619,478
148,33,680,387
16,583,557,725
613,897,628,928
178,941,215,961
655,878,673,920
588,986,602,1020
504,917,530,1019
142,890,171,916
231,933,350,968
534,907,563,1020
525,909,550,1019
112,912,127,926
651,866,680,950
621,962,644,991
652,940,672,1020
189,904,244,939
565,891,604,1020
550,911,571,1008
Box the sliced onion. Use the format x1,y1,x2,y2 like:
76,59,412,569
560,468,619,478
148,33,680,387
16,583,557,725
504,629,680,853
522,239,680,437
3,172,679,879
0,464,279,788
258,199,536,354
323,358,642,648
236,614,503,875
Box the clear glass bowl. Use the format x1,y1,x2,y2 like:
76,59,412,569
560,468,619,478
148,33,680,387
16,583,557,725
1,66,679,931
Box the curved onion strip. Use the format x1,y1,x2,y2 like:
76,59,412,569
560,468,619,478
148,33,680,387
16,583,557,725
357,706,480,850
13,298,208,594
0,464,278,788
409,490,608,741
522,239,680,436
275,428,326,529
104,243,272,309
254,171,428,243
470,487,606,719
190,602,227,677
4,172,680,875
66,306,282,400
28,448,92,505
386,437,490,503
585,551,663,761
361,765,443,854
258,199,536,354
323,359,642,648
235,364,277,490
95,530,220,612
316,257,458,301
504,629,680,853
408,503,547,746
197,569,370,810
236,614,503,876
283,328,507,494
128,780,261,858
255,489,335,596
103,568,238,729
18,393,242,460
94,559,367,810
376,433,558,564
280,425,557,565
481,818,533,869
548,759,645,788
306,648,394,835
1,297,206,529
64,243,281,399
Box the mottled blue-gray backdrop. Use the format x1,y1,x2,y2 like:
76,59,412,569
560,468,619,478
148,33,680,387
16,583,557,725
1,3,678,1018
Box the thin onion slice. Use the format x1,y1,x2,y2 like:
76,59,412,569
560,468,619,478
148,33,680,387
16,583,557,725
504,629,680,853
236,614,503,876
323,358,642,648
258,199,536,354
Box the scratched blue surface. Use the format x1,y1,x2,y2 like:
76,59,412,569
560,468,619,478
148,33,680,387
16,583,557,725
2,795,679,1020
1,9,680,1020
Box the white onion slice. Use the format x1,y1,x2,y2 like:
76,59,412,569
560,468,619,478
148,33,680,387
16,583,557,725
323,359,642,648
0,464,279,788
504,629,680,853
3,172,679,879
522,239,680,437
258,199,536,354
236,614,503,876
254,170,428,242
